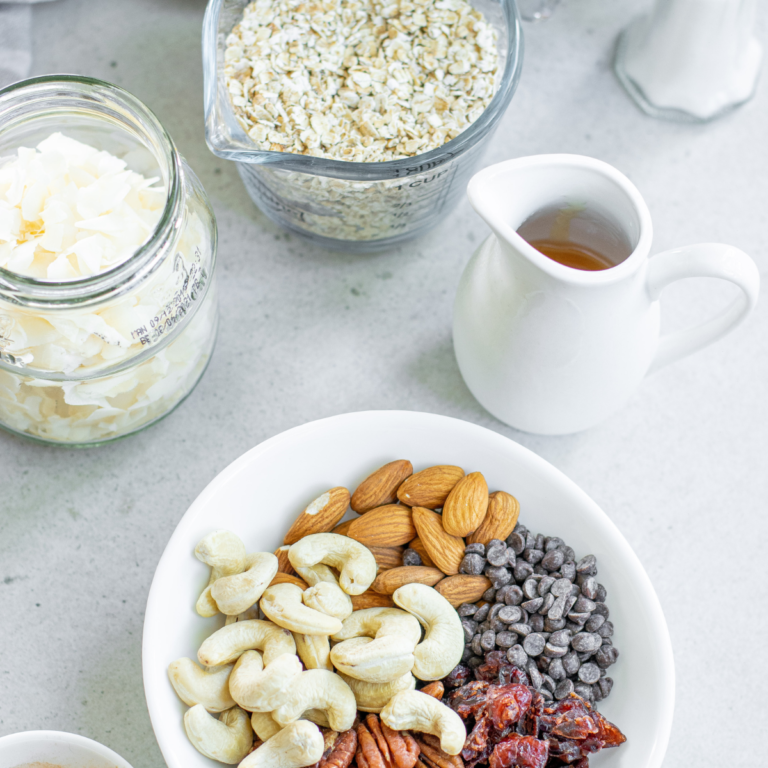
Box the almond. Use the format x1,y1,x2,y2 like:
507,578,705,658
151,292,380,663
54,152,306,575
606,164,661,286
408,537,436,568
397,465,464,509
333,519,354,536
371,566,445,594
411,507,465,576
369,545,405,571
442,472,489,537
351,591,395,610
434,575,492,607
467,491,520,546
347,504,416,547
269,572,308,590
283,487,350,545
274,545,294,575
351,460,413,513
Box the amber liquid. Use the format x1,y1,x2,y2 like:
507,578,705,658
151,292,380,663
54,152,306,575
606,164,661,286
517,205,632,272
525,239,615,271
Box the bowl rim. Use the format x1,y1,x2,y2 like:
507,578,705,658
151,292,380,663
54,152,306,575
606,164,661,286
0,730,135,768
142,409,675,768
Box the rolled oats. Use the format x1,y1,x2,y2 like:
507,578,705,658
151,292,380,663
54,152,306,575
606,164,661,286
224,0,499,163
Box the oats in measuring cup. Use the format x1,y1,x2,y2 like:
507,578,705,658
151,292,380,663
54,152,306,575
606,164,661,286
224,0,499,162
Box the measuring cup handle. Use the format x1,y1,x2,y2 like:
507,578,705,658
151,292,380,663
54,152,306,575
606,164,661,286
646,243,760,373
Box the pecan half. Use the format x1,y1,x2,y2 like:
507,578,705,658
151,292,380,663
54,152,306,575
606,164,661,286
413,735,464,768
420,681,445,701
357,715,421,768
310,729,357,768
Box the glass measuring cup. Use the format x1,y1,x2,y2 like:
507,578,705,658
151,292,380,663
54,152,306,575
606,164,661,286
203,0,523,252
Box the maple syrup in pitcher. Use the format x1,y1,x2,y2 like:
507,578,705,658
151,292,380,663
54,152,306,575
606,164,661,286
517,204,633,271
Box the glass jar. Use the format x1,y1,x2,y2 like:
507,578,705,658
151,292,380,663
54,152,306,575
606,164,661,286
202,0,522,252
0,76,218,446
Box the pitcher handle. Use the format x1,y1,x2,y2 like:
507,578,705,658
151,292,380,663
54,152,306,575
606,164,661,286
646,243,760,373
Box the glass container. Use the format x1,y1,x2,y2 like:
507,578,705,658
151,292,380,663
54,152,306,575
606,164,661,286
203,0,523,252
0,76,218,446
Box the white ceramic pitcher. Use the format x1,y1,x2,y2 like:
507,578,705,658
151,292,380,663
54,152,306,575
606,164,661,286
453,155,760,435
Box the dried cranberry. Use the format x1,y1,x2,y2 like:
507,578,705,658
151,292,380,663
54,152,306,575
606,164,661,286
444,664,473,689
489,734,549,768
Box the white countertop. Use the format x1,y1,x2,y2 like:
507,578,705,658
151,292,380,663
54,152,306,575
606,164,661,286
1,0,767,765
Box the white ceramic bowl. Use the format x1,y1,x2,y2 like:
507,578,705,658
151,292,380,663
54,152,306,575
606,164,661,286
0,731,134,768
143,411,674,768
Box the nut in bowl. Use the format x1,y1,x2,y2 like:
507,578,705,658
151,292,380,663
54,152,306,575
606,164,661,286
143,411,674,768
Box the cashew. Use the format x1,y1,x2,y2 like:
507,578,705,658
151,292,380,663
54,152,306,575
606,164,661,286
289,534,377,596
196,585,220,618
198,619,296,667
195,531,248,617
380,690,466,756
239,720,324,768
294,633,333,671
330,607,421,683
225,606,260,626
252,712,283,742
393,583,464,681
229,650,303,712
261,583,342,635
303,709,331,728
294,564,338,587
184,704,253,764
213,552,279,616
167,658,235,712
339,670,416,713
303,581,353,622
273,669,357,732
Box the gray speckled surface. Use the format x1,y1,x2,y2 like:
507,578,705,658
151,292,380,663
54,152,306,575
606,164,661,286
1,0,767,766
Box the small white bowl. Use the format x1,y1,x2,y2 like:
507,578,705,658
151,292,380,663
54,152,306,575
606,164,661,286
143,411,674,768
0,731,134,768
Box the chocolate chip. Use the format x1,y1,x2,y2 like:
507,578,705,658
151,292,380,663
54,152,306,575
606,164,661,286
523,633,546,657
474,603,490,622
548,657,566,681
598,620,614,638
585,613,605,633
498,605,523,624
458,603,478,617
595,583,607,602
573,595,596,613
460,553,485,576
538,593,555,614
538,575,556,596
580,576,598,600
495,631,518,648
513,560,534,582
576,554,597,575
562,651,580,676
560,561,576,581
403,549,422,566
571,633,602,653
578,662,601,684
498,585,523,605
522,597,543,613
464,543,486,556
507,644,528,667
524,548,544,564
554,679,574,700
461,619,477,642
541,549,565,571
507,532,526,555
480,630,496,652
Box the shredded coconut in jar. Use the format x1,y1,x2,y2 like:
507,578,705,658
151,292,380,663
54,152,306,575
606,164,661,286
0,133,217,444
0,132,166,279
224,0,499,162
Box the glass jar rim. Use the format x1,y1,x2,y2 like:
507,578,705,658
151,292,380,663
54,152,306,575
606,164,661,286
203,0,523,181
0,75,183,310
